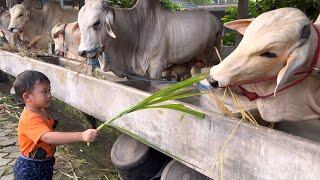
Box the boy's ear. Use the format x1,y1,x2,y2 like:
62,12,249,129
22,92,31,102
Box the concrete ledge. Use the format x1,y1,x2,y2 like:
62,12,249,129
1,51,320,179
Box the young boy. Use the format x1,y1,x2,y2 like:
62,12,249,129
13,70,98,180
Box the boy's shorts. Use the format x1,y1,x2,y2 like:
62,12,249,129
13,155,55,180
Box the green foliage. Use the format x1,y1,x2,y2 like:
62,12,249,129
187,0,213,5
221,32,236,46
97,73,208,131
161,0,184,11
107,0,184,11
252,0,320,21
221,0,320,46
107,0,136,8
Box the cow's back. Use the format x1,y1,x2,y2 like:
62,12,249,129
163,9,221,65
42,2,78,32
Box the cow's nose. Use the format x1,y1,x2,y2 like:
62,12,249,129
78,50,87,57
8,27,13,32
55,50,64,56
207,78,219,88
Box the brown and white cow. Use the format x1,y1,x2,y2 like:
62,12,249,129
51,22,111,72
207,8,320,122
51,22,85,61
8,1,78,46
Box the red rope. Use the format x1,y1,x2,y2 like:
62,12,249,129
235,24,320,101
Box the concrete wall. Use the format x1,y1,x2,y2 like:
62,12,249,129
1,51,320,179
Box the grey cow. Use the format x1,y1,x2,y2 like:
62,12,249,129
78,0,222,79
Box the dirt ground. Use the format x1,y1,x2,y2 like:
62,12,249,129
0,82,118,180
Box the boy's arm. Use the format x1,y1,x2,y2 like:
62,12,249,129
40,129,97,145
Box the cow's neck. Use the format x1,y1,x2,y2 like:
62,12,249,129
22,11,46,43
105,3,161,76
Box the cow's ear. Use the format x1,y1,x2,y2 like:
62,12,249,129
316,14,320,24
224,19,253,35
25,9,30,20
71,22,79,34
51,23,63,38
105,8,116,38
274,40,311,96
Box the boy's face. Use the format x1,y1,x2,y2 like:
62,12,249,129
24,82,52,109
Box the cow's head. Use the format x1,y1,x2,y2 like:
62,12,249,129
8,4,30,33
78,0,116,58
208,8,313,95
52,22,81,57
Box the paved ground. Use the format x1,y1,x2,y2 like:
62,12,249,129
0,82,118,180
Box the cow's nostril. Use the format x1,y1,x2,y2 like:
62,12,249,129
78,50,87,57
55,50,63,56
207,78,219,88
8,28,13,32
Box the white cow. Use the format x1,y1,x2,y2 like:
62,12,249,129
51,22,85,61
208,8,320,122
77,0,222,79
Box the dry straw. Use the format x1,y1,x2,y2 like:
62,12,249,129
207,48,258,180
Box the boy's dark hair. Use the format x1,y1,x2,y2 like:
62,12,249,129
13,70,50,101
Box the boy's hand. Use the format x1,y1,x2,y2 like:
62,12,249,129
81,129,98,142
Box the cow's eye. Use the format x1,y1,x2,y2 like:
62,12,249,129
260,51,277,58
18,14,23,17
93,21,100,27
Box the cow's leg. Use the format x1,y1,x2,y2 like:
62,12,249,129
98,56,107,71
98,51,112,72
148,59,165,92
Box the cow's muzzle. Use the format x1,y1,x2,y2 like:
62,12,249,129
78,50,87,57
78,47,98,58
207,78,219,88
55,50,64,56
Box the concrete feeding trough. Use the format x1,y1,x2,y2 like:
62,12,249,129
1,51,320,179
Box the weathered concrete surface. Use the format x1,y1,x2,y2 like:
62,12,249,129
1,51,320,179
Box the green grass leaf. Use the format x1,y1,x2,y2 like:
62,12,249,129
96,73,208,132
144,104,205,119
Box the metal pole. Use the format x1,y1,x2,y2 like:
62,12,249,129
235,0,248,45
238,0,248,19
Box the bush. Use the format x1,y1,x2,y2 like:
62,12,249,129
187,0,213,5
221,0,320,46
161,0,183,11
107,0,136,8
107,0,184,10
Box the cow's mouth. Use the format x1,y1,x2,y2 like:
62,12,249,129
78,47,99,58
86,50,97,58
